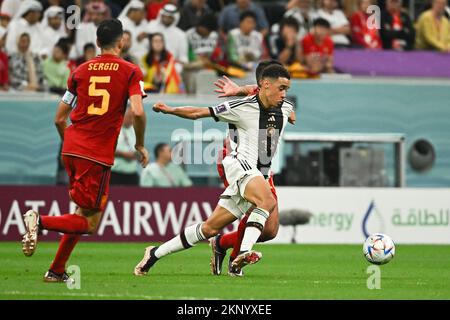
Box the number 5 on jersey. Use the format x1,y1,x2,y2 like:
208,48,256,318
87,76,111,115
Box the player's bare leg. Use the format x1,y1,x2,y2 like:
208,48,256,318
231,176,276,270
134,205,237,276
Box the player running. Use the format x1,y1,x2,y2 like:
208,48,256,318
211,61,296,277
134,64,292,276
21,19,149,282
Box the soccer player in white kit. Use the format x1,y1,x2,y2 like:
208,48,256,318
134,64,293,276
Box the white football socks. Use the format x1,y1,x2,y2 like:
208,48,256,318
154,223,206,259
240,207,269,252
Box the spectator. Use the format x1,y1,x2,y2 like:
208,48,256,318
0,0,23,18
268,17,301,65
284,0,318,40
207,0,233,12
350,0,382,49
9,32,44,91
415,0,450,52
111,108,140,186
146,4,189,65
42,40,71,94
184,13,219,92
379,0,415,50
71,2,107,59
74,42,96,67
146,0,171,21
118,0,149,62
82,0,115,21
341,0,360,17
140,143,193,187
178,0,213,31
142,32,173,92
40,6,68,58
219,0,269,36
301,18,334,74
41,1,82,12
0,12,11,31
227,11,264,69
5,0,44,55
186,14,219,62
317,0,351,47
0,28,9,90
121,30,139,65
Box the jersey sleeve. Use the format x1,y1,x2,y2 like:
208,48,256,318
61,71,77,108
208,100,240,123
128,66,147,98
283,100,296,122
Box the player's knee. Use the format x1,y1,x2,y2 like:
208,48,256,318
254,195,276,213
201,223,220,239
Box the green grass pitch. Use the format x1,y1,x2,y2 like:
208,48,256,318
1,242,449,300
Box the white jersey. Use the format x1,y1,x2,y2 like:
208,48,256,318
209,94,294,177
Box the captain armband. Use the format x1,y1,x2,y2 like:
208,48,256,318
62,90,77,108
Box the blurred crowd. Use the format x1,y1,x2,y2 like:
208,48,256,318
0,0,449,94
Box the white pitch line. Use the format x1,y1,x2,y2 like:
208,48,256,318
0,291,221,300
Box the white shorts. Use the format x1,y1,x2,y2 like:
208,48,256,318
218,156,262,219
218,196,253,219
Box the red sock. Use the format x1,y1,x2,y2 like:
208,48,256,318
219,231,237,251
50,234,81,274
40,214,89,234
230,215,249,259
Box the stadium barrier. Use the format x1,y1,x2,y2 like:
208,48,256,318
1,186,449,244
334,49,450,78
275,187,450,244
0,186,237,242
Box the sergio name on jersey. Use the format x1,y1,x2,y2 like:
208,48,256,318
61,54,146,166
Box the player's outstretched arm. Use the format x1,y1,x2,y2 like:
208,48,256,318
54,101,72,140
214,75,258,97
129,94,149,168
153,102,211,120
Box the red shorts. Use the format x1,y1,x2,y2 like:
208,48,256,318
63,155,111,211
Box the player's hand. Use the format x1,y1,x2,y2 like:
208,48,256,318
153,102,171,114
137,32,147,42
135,145,149,168
214,75,240,98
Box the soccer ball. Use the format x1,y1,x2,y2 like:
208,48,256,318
363,233,395,265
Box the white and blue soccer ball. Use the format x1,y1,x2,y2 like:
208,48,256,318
363,233,395,265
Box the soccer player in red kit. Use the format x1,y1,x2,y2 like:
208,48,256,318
21,19,149,282
211,60,296,276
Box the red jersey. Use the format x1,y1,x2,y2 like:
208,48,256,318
302,33,334,57
350,12,382,49
146,0,169,21
61,54,145,166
